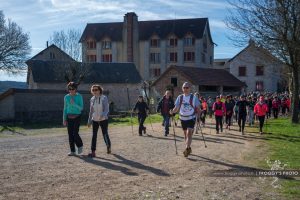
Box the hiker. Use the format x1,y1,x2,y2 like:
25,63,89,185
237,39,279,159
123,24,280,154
157,90,175,136
212,96,226,134
281,96,288,116
170,82,200,157
63,82,84,156
225,95,234,130
234,96,239,122
254,95,269,134
133,95,149,136
207,96,214,118
87,85,111,157
267,96,273,119
248,96,256,126
235,95,249,135
200,97,207,127
272,96,280,119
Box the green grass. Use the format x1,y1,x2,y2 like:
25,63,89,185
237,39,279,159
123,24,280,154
109,114,164,126
247,117,300,199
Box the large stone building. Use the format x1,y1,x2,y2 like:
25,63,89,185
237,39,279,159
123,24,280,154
80,12,214,80
213,41,286,93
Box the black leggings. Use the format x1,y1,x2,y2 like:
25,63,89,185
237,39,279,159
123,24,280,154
273,108,278,119
226,113,233,126
258,116,265,132
91,120,111,151
238,114,246,131
200,110,207,124
67,116,83,152
215,116,223,131
138,113,146,134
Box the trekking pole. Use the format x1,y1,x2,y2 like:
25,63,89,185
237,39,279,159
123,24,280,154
198,119,207,148
265,116,268,134
148,112,154,133
194,114,199,134
171,116,178,155
130,111,134,136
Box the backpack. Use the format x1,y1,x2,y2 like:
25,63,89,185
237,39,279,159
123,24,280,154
215,102,222,110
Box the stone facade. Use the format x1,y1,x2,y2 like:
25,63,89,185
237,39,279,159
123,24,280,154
81,12,214,81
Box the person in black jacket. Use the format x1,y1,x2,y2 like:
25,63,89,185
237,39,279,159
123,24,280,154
157,90,175,136
225,95,235,130
133,96,149,136
234,95,249,134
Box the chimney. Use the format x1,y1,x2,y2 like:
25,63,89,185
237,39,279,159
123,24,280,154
46,41,49,48
124,12,138,62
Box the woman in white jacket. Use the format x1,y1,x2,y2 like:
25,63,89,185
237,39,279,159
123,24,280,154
87,85,111,157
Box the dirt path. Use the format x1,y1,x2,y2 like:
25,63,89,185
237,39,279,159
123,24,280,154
0,119,283,200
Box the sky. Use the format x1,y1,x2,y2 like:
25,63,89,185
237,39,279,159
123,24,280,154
0,0,243,82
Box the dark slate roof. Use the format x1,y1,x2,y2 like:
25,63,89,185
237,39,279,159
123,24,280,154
152,65,246,87
29,44,75,61
79,22,123,42
80,17,212,42
26,60,142,84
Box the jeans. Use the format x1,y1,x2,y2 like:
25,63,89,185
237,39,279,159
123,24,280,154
162,115,170,135
138,113,146,135
226,113,232,126
91,120,111,151
67,115,83,152
248,110,254,125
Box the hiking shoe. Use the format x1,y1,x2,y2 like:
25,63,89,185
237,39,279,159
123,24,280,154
143,127,146,134
107,146,111,154
183,148,189,157
77,146,83,155
68,152,76,156
221,128,223,133
88,151,96,158
216,130,219,134
260,132,263,135
239,127,241,132
187,147,192,155
164,133,169,137
242,130,245,135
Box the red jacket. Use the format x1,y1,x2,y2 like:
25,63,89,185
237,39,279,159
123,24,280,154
254,103,268,116
272,100,279,109
213,102,226,116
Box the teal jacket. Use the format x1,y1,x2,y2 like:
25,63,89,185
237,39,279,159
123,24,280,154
63,93,84,121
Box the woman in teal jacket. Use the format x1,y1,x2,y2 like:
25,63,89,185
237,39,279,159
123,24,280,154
63,82,84,156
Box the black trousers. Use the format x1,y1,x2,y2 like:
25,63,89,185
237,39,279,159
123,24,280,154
226,113,233,126
200,110,207,124
215,116,223,131
91,120,111,151
238,114,246,131
273,108,278,119
67,116,83,152
258,116,265,132
138,113,146,135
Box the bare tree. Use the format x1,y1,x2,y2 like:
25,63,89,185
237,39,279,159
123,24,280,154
49,29,82,61
226,0,300,123
0,11,31,73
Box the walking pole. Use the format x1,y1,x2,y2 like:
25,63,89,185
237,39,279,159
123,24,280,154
130,111,134,136
194,114,199,134
265,116,268,134
148,112,155,133
198,118,207,148
171,116,178,155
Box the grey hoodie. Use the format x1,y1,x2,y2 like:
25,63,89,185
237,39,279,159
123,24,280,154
88,95,109,125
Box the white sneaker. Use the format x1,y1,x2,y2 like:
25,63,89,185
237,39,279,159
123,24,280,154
77,147,83,155
68,152,76,156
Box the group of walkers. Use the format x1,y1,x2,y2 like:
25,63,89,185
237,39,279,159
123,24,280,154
63,80,294,158
63,82,111,158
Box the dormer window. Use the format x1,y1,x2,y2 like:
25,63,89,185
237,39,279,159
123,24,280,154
169,38,178,47
150,38,160,47
102,41,112,49
183,36,195,46
50,52,55,60
87,40,96,49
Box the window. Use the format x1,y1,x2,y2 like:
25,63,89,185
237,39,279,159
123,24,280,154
203,35,207,53
150,53,160,63
184,52,195,62
87,55,96,62
199,85,217,91
239,66,246,76
50,52,55,60
102,54,112,62
150,68,161,77
150,39,160,47
202,53,206,64
169,38,178,47
256,81,264,91
169,52,177,62
171,77,178,87
102,41,111,49
87,40,96,49
183,37,195,46
256,65,264,76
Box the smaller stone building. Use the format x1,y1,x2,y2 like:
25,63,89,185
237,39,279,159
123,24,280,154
151,65,246,100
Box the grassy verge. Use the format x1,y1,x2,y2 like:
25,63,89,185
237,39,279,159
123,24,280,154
247,117,300,199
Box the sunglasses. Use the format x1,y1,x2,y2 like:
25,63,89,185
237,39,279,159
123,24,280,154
183,87,189,89
92,89,99,92
68,88,75,91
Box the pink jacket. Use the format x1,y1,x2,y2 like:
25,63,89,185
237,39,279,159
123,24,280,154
213,102,226,116
254,103,268,116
